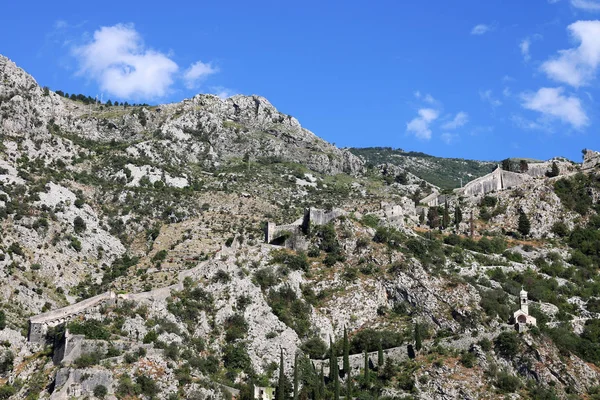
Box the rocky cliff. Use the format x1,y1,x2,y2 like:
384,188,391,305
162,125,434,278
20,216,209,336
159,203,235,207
1,54,600,400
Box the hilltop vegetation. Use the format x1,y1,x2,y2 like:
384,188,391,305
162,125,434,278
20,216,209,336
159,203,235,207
350,147,497,189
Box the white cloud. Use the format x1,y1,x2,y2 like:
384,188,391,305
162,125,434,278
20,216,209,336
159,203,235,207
73,24,178,99
571,0,600,11
73,23,218,99
511,114,547,131
414,91,437,104
520,38,531,61
184,61,218,89
541,20,600,87
54,20,68,29
471,24,491,35
423,94,437,104
440,133,458,144
503,87,511,97
406,108,439,140
441,112,469,130
521,87,588,128
480,90,502,107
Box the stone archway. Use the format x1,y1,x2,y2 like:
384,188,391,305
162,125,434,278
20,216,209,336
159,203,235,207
517,314,527,324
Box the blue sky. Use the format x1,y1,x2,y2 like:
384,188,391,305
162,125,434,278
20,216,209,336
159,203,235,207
1,0,600,161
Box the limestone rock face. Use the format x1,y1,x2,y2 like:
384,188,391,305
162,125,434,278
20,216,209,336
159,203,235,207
583,149,600,170
0,55,364,176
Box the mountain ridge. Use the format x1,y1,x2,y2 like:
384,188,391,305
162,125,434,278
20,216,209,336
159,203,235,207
1,53,600,400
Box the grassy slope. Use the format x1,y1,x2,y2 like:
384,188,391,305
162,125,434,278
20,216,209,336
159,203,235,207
349,147,498,189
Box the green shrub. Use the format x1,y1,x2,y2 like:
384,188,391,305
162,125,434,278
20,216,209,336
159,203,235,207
0,384,16,399
70,236,82,252
494,332,519,358
73,216,86,233
349,328,403,353
554,173,597,215
93,385,108,399
551,221,569,237
254,268,278,290
301,336,328,359
167,279,214,326
459,351,476,368
74,351,102,368
223,342,251,372
224,314,249,341
68,320,111,340
143,330,158,344
480,196,498,208
152,250,168,263
361,214,380,228
496,371,521,393
267,286,311,337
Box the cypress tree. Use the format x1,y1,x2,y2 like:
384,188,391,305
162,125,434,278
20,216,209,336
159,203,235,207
293,353,299,400
442,200,450,229
328,338,335,381
363,349,369,382
454,205,463,229
318,364,325,400
343,327,350,375
377,340,384,367
346,364,351,400
333,353,340,400
415,323,422,352
518,211,531,236
546,161,560,177
427,207,439,229
277,348,285,400
419,209,425,225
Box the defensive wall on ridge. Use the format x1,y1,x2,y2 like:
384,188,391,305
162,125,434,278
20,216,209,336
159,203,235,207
28,291,118,343
265,207,346,245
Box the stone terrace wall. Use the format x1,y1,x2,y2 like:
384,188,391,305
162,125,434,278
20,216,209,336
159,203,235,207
28,291,117,343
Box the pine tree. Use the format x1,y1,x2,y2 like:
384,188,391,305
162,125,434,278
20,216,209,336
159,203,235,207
442,200,450,229
363,349,369,382
454,205,462,229
293,353,299,400
343,327,350,374
377,340,384,367
414,323,422,352
277,348,285,400
518,211,531,236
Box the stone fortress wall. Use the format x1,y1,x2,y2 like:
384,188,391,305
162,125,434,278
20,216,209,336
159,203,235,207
28,291,118,343
455,167,531,197
265,207,346,245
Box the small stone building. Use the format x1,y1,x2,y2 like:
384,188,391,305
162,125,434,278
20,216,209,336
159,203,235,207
253,386,275,400
512,288,537,332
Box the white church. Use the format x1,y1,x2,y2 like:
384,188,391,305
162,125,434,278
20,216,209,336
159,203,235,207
512,288,537,332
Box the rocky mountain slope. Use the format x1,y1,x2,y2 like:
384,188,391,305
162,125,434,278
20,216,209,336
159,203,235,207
1,54,600,400
349,147,499,189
